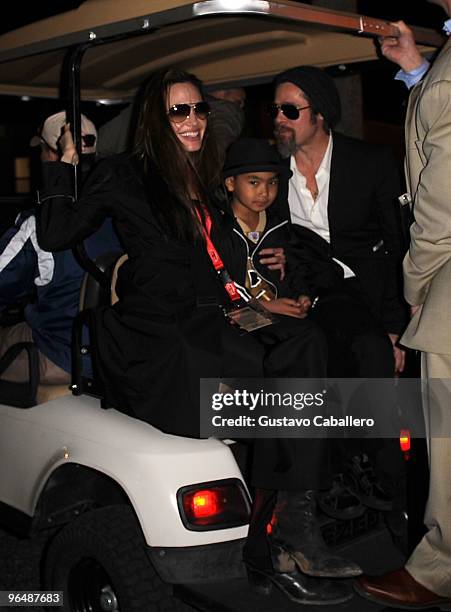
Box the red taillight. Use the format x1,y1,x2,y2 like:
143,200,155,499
267,512,277,535
178,479,250,531
189,489,221,519
400,429,411,452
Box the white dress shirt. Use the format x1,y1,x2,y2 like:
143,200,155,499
288,135,355,278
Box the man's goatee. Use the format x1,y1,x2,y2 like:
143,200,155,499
274,132,296,159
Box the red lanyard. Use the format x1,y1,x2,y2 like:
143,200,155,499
198,209,242,303
203,212,224,271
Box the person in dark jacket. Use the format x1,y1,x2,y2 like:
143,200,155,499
36,68,358,604
271,66,407,378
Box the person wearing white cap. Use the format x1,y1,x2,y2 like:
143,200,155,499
30,111,97,161
0,111,118,391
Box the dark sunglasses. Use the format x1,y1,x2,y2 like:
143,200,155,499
167,101,211,123
82,134,96,148
267,103,311,121
42,133,96,151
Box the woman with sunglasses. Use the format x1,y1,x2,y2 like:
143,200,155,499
36,67,231,437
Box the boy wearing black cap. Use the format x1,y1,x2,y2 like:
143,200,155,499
220,137,312,317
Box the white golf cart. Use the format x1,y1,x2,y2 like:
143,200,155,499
0,2,440,610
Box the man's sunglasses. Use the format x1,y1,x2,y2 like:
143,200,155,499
167,102,211,123
267,103,311,121
82,134,96,148
42,133,96,151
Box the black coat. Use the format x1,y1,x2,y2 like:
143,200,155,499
276,132,407,334
36,155,263,437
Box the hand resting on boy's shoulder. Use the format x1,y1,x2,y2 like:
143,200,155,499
258,247,286,280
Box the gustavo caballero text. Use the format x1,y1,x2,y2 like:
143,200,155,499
211,415,375,428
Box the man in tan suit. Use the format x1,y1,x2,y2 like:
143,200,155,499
356,2,451,609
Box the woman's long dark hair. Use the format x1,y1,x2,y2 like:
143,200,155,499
133,67,221,242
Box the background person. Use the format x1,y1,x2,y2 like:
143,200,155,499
0,111,119,387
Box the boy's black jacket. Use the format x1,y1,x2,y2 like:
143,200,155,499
210,193,344,300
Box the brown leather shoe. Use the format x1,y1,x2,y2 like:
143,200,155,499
354,568,451,610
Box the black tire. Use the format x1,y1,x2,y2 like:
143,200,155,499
44,504,181,612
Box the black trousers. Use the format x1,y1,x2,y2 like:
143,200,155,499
309,277,394,378
223,315,330,490
310,278,405,506
238,316,330,492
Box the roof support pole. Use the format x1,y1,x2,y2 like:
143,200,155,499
61,43,110,289
60,44,90,201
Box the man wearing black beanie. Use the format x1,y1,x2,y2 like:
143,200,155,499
271,64,406,378
263,63,408,591
274,65,342,140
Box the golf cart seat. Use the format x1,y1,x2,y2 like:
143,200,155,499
71,250,127,401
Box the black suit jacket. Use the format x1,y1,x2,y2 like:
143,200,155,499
276,132,406,334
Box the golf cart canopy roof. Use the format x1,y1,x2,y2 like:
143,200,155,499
0,0,442,102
